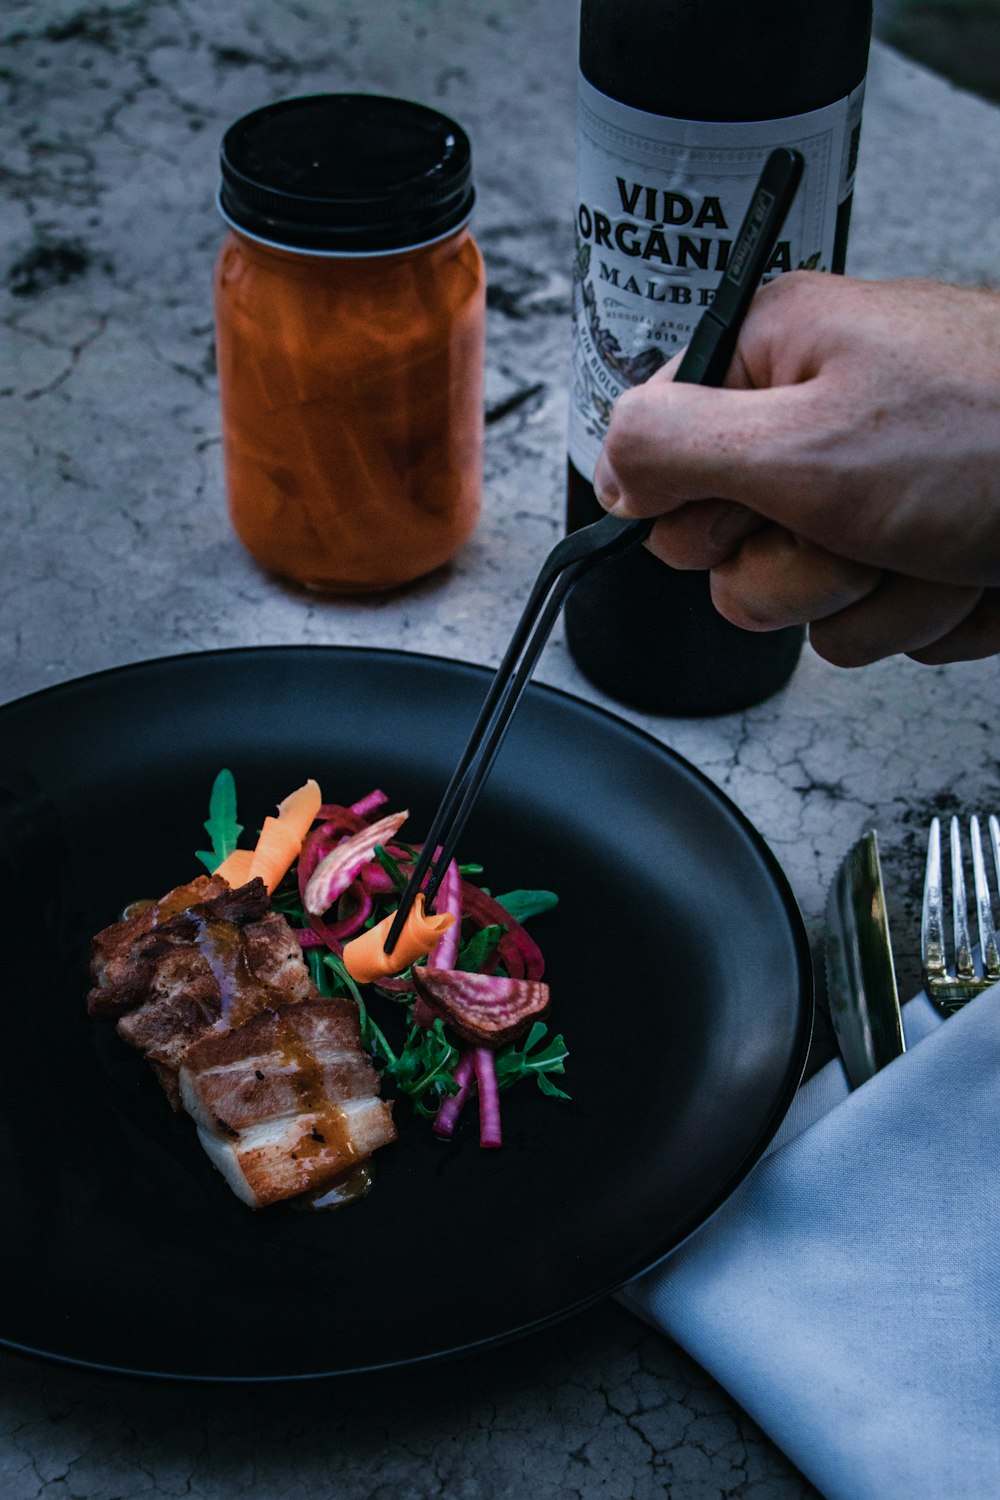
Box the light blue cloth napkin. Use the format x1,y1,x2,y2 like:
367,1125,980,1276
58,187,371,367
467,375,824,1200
618,989,1000,1500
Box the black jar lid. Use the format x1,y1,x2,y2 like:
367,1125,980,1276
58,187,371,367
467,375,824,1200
218,93,475,253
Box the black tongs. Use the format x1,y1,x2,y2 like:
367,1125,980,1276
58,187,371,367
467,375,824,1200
384,146,804,953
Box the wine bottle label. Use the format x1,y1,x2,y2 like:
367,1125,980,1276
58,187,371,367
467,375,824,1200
569,77,866,480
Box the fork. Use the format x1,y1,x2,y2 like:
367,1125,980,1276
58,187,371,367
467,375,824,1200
922,814,1000,1013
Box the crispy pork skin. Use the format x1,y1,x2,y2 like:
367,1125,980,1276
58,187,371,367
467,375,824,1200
179,999,397,1208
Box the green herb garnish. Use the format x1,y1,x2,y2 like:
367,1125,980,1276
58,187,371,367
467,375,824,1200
495,1022,570,1099
372,843,407,888
457,923,504,971
195,768,243,873
494,890,559,924
352,978,460,1118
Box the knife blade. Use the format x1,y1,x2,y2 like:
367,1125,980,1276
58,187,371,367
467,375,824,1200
825,830,905,1088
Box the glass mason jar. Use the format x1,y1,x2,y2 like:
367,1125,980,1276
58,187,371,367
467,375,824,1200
214,94,485,594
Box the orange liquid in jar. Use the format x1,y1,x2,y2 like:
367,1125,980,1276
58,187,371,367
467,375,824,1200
214,226,485,593
214,93,485,594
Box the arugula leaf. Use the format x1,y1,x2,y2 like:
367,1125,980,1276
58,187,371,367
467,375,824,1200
372,843,407,888
195,768,243,873
334,954,456,1114
494,1022,570,1100
493,890,559,924
352,989,398,1071
534,1068,572,1100
306,945,334,996
457,923,504,971
350,994,459,1119
270,885,306,923
325,952,364,1007
384,1020,460,1116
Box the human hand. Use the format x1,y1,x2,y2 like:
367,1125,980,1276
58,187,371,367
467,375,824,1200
593,273,1000,666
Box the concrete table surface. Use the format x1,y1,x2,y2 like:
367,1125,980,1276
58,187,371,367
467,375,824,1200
1,3,998,1496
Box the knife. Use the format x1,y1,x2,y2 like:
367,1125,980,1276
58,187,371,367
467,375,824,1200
825,831,906,1088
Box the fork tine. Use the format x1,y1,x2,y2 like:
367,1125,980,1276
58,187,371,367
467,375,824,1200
923,813,1000,1013
922,816,947,983
975,816,1000,980
950,816,976,977
990,815,1000,905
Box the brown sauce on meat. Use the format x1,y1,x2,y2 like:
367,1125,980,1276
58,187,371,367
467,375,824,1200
121,898,155,920
154,878,214,923
189,912,271,1030
271,1011,357,1176
293,1162,376,1211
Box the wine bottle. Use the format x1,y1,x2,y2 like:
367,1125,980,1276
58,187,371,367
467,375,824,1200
566,0,872,715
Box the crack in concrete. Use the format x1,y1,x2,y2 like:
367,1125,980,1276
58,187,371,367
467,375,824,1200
18,310,108,399
485,380,547,426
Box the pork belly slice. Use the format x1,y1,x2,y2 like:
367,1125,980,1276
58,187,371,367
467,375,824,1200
88,874,231,1017
179,997,374,1133
412,968,550,1048
178,998,397,1208
87,877,315,1105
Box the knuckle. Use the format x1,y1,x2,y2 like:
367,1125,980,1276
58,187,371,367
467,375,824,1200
709,575,783,632
604,381,676,487
648,521,711,572
808,622,878,669
603,387,646,465
608,384,651,437
757,268,821,309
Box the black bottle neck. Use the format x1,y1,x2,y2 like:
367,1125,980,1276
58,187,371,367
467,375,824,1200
580,0,872,120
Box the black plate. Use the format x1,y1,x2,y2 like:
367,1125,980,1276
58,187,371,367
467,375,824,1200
0,646,811,1381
